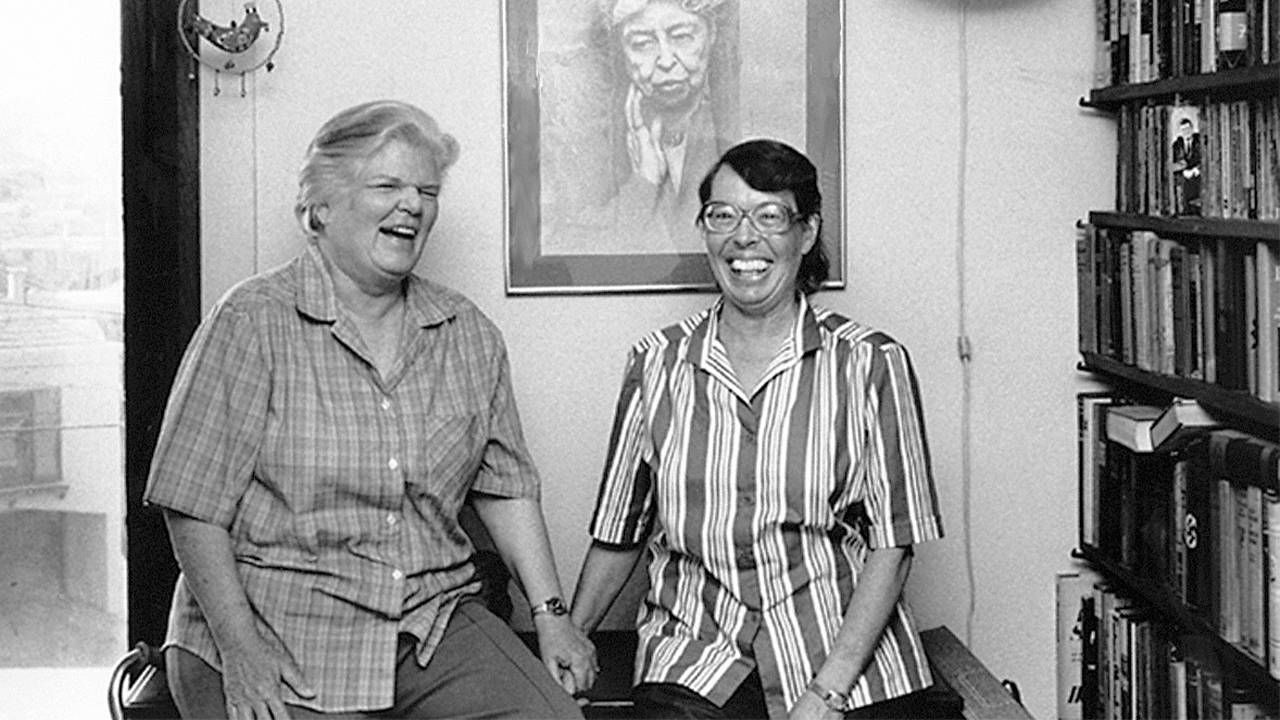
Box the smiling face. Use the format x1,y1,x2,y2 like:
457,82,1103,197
618,1,713,112
703,167,817,319
316,138,441,296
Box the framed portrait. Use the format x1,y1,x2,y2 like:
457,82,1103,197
502,0,845,294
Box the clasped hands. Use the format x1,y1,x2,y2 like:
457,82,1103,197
533,612,599,698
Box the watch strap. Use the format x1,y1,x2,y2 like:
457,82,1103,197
530,596,569,618
807,678,849,712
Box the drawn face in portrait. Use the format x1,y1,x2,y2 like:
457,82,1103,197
616,0,716,123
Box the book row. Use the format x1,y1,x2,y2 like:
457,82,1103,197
1079,393,1280,676
1116,97,1279,220
1093,0,1279,87
1077,225,1280,401
1059,572,1278,720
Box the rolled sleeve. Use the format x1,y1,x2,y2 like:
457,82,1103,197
860,341,943,549
144,302,269,527
589,348,656,547
470,338,540,500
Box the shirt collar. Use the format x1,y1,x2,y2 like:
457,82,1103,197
295,244,456,327
687,294,824,381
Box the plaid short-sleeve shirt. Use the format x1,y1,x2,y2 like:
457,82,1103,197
144,245,541,712
590,297,944,718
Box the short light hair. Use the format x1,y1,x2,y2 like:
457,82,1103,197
295,100,460,236
599,0,727,31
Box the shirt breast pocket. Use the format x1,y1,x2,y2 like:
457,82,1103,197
410,412,485,498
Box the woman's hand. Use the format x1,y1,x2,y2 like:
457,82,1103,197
533,613,598,696
219,626,314,720
788,690,844,720
625,84,668,186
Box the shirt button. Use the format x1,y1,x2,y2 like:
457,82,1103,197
380,398,392,411
388,457,399,471
739,494,754,506
386,513,398,526
391,568,404,581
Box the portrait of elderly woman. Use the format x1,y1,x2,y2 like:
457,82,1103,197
597,0,735,252
519,0,742,257
504,0,841,291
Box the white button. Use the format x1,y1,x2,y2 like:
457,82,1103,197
386,513,398,526
388,457,399,471
380,398,392,411
391,569,404,580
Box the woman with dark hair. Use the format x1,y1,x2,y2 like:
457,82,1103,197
570,140,944,719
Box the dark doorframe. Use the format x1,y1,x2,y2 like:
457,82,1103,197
121,0,201,646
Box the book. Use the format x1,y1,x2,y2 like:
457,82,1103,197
1266,488,1279,680
1157,238,1179,374
1202,234,1219,382
1184,437,1215,616
1079,393,1117,547
1107,403,1164,452
1134,231,1157,370
1150,398,1221,449
1256,240,1278,401
1078,224,1098,355
1057,569,1102,720
1243,483,1264,663
1245,251,1258,395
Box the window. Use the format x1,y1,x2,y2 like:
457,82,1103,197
0,3,125,717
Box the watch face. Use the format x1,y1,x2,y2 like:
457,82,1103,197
535,597,569,616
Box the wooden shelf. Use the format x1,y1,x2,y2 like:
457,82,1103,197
1074,546,1278,695
1082,63,1280,108
1079,353,1280,435
1088,211,1280,241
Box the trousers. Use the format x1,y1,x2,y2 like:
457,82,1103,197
166,598,583,719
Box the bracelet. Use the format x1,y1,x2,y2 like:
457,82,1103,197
530,596,569,618
807,679,849,712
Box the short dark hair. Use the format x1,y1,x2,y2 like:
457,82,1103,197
696,139,829,294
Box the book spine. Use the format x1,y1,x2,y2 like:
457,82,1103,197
1122,238,1136,364
1255,240,1278,401
1174,456,1190,601
1245,484,1264,662
1244,251,1258,395
1202,238,1218,382
1079,224,1099,355
1266,488,1279,679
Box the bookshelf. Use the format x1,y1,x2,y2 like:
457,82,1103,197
1072,4,1280,718
1088,211,1280,241
1079,352,1277,433
1082,62,1280,107
1072,546,1274,692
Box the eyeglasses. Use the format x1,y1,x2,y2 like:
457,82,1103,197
698,201,798,234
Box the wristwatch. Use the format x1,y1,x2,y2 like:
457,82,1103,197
806,679,849,712
530,596,569,618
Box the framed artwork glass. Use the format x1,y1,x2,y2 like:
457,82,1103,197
503,0,844,294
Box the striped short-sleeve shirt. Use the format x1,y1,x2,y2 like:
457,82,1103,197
589,297,943,718
144,245,541,712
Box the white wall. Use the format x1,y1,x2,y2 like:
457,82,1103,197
199,3,1115,717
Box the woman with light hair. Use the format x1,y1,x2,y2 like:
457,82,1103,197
146,100,593,719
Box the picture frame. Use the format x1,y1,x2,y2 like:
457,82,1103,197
502,0,845,295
